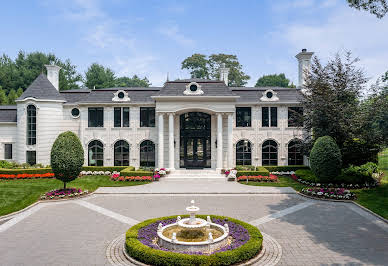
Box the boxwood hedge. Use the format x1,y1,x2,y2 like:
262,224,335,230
81,166,134,172
125,215,263,266
237,167,269,177
120,167,153,177
263,165,309,172
0,168,53,175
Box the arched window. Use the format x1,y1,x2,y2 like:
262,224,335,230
236,140,252,166
140,140,155,167
27,105,36,145
288,140,303,165
262,140,278,166
88,140,104,166
114,140,130,166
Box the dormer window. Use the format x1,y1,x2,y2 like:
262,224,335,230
112,90,130,102
260,89,279,101
183,82,204,95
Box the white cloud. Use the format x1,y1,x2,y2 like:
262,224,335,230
158,23,194,46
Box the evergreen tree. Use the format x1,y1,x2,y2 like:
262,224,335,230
7,89,18,105
0,88,8,105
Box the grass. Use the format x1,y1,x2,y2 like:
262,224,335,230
0,175,149,217
354,149,388,219
241,176,307,191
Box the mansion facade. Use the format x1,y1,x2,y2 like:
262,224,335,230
0,49,314,172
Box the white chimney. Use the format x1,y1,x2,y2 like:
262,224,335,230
295,49,314,88
219,63,230,86
45,64,61,91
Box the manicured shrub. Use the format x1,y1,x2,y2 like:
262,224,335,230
125,215,263,266
0,168,53,175
81,166,134,172
339,162,378,184
310,136,342,183
0,160,13,169
294,169,318,182
120,167,153,177
235,165,256,171
236,168,269,177
263,165,310,172
50,131,84,189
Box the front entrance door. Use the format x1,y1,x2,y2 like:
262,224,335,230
180,112,211,168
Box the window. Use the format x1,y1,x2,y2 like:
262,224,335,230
236,140,252,165
236,107,251,127
26,151,36,166
114,140,130,166
71,108,80,118
288,140,304,165
88,107,104,127
88,140,104,166
140,107,155,127
288,107,303,127
27,105,36,145
118,91,125,99
190,84,197,91
140,140,155,167
262,140,278,166
4,144,12,160
262,107,277,127
114,107,130,127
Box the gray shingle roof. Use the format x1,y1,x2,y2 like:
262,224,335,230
156,80,235,97
231,87,303,103
0,105,17,122
18,73,66,101
72,88,160,103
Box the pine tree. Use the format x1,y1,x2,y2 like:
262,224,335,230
0,88,8,105
7,89,18,105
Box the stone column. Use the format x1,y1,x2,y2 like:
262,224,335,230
217,113,223,171
227,113,234,168
168,113,175,170
158,113,164,168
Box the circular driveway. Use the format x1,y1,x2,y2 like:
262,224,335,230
0,179,387,265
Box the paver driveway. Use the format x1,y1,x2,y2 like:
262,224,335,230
0,178,387,265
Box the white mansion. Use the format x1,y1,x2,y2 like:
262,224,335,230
0,49,314,172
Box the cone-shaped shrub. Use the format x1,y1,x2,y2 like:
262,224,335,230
310,136,342,183
50,131,84,189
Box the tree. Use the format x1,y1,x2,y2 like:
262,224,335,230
310,136,342,182
181,54,209,79
347,0,388,18
50,131,84,189
16,88,23,97
181,53,250,86
0,88,8,105
255,73,295,87
85,63,116,89
115,75,151,87
7,89,18,105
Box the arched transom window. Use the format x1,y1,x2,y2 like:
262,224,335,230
236,140,252,166
88,140,104,166
140,140,155,167
262,140,278,166
114,140,130,166
288,140,303,165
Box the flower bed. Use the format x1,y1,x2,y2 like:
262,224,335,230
291,174,378,189
301,187,356,200
0,172,55,180
237,174,278,182
40,188,89,200
126,215,262,266
110,173,152,182
80,170,113,176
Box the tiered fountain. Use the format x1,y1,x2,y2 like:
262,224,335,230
157,200,230,253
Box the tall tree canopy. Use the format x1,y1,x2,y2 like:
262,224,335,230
255,73,295,87
347,0,388,18
0,51,82,93
301,51,386,166
181,53,250,86
115,75,151,87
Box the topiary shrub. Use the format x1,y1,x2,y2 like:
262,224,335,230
50,131,84,189
310,136,342,183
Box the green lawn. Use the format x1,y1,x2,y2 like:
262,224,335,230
0,176,149,217
241,176,307,191
354,149,388,219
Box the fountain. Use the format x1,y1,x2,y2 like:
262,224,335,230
157,200,230,253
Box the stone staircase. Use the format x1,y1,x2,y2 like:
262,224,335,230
166,169,225,179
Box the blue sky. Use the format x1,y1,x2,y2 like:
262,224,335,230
1,0,387,86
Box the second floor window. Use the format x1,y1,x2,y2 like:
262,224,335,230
288,107,303,127
262,107,277,127
27,105,36,145
88,107,104,127
114,107,130,127
236,107,251,127
140,107,155,127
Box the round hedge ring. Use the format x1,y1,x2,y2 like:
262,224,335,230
125,215,263,266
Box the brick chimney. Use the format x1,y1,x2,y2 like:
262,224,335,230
45,64,61,91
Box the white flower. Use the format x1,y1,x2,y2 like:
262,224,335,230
317,192,323,196
105,171,111,175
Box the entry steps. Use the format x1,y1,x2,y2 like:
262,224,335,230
166,169,225,179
